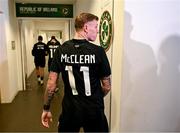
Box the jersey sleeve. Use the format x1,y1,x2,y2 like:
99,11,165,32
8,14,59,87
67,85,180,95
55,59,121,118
98,47,111,78
47,43,51,55
32,44,36,56
49,47,62,73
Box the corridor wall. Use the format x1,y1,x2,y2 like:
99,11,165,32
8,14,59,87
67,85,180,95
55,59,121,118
0,6,9,103
0,0,22,103
121,0,180,131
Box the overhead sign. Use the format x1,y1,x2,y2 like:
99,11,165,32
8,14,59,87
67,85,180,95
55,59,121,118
99,10,113,51
16,3,73,18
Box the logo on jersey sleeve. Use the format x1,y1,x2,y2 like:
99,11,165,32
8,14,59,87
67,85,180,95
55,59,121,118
99,10,113,52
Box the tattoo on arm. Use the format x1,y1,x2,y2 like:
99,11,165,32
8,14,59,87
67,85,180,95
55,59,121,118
44,72,58,107
46,90,54,105
101,75,111,96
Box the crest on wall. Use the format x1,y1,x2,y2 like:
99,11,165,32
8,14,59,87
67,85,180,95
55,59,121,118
99,10,113,52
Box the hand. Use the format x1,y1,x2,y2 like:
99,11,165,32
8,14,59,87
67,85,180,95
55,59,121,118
41,110,53,128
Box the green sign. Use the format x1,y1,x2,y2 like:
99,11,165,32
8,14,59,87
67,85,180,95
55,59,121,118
99,10,113,51
16,3,73,18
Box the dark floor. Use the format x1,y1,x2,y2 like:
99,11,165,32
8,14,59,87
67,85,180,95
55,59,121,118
0,67,64,132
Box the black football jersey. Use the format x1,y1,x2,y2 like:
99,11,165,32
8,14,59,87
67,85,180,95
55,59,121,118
47,42,60,60
32,42,48,59
50,39,111,110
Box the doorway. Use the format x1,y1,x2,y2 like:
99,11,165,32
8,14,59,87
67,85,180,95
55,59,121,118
39,30,62,44
18,19,71,90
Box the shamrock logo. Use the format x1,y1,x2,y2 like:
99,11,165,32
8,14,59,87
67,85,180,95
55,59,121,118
102,21,109,41
99,10,112,51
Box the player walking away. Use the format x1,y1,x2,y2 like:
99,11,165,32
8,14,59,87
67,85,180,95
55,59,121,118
32,35,48,85
47,36,61,72
41,13,111,132
47,36,61,92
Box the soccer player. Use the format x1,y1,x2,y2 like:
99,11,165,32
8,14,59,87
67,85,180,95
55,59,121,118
32,35,48,85
47,36,61,72
41,13,111,132
47,36,61,92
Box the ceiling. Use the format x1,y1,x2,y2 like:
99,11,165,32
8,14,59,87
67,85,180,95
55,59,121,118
15,0,76,4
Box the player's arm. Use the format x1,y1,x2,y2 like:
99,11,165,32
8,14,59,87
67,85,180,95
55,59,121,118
41,72,58,128
101,75,111,96
32,45,36,56
45,44,49,56
44,72,58,107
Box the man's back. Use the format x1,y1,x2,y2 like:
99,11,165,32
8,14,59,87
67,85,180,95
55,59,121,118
51,39,111,109
47,41,60,60
41,13,111,132
32,42,47,59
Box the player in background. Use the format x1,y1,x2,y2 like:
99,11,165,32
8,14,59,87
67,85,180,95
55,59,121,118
47,36,61,72
32,35,48,85
47,36,61,92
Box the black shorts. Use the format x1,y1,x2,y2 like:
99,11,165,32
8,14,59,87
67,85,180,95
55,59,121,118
34,58,45,68
58,109,109,132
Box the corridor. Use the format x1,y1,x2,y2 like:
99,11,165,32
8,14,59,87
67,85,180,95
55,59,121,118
0,67,64,132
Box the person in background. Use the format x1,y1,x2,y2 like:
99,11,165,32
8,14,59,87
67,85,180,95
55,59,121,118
47,36,61,72
47,36,61,92
32,35,48,85
41,13,111,132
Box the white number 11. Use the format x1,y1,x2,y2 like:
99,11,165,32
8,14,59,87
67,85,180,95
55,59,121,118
65,66,91,96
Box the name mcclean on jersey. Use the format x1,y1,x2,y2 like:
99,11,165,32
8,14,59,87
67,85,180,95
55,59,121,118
61,54,96,64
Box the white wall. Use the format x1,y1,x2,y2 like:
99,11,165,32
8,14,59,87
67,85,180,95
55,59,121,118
20,20,36,78
0,0,22,103
0,4,10,103
121,0,180,131
64,21,70,43
110,0,124,132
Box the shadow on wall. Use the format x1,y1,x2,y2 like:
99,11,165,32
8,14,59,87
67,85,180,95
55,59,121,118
121,11,180,132
156,35,180,131
120,11,159,131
